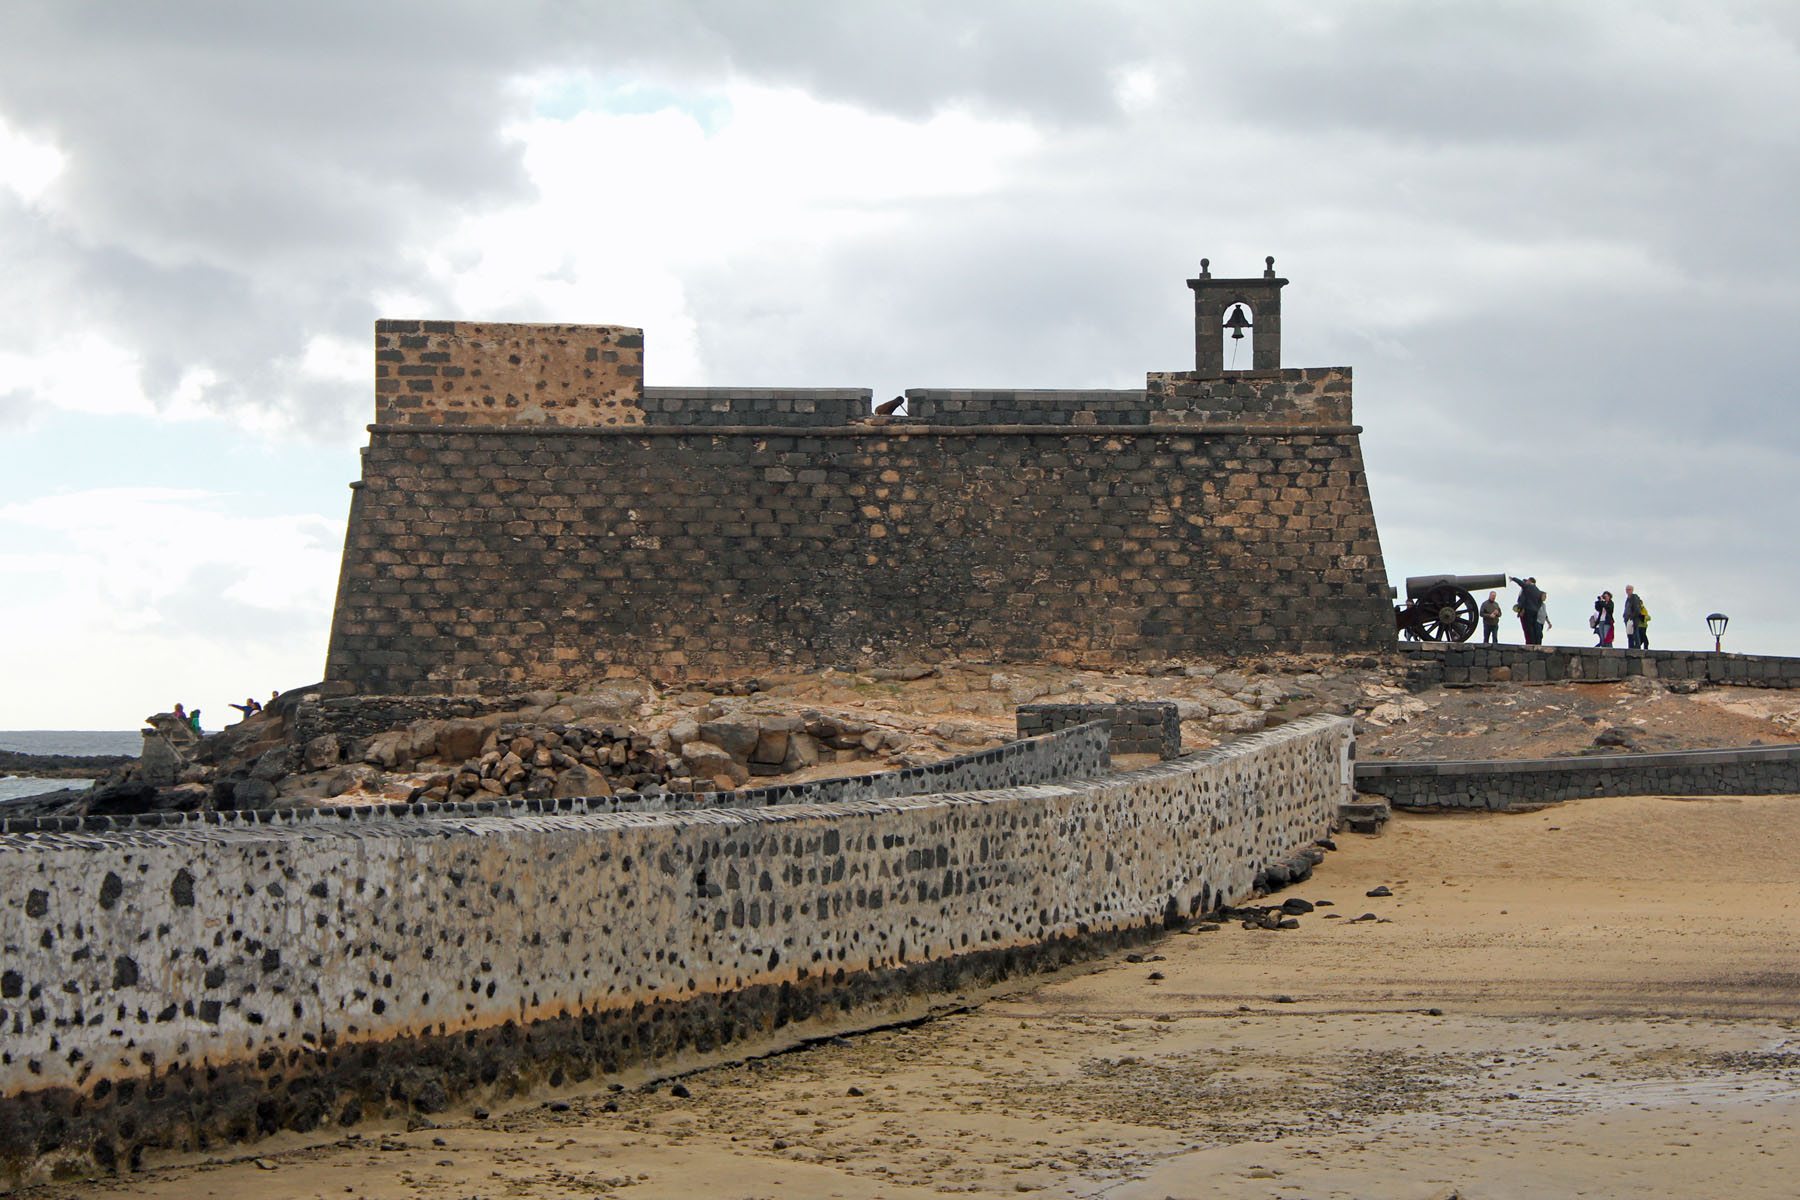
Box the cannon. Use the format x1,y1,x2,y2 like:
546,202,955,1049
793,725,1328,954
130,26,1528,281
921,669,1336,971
1395,573,1507,643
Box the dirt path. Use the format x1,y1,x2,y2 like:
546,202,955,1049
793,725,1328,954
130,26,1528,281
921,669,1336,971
37,795,1800,1199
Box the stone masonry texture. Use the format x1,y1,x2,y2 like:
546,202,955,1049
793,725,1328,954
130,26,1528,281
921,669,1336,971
334,311,1391,691
1356,743,1800,811
1016,703,1183,759
323,419,1391,693
1395,642,1800,688
0,716,1352,1185
375,320,647,427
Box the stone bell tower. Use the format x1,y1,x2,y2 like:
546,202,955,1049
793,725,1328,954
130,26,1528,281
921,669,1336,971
1188,256,1288,376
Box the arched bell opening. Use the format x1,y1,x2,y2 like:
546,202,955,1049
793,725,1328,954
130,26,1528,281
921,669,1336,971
1222,301,1254,371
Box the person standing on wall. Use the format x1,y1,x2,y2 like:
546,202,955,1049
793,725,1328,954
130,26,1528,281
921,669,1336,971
1480,591,1504,643
1510,575,1547,645
1591,591,1615,647
1623,585,1650,649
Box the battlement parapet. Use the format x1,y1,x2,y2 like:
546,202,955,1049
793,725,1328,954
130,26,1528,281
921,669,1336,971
1146,366,1352,425
642,386,873,427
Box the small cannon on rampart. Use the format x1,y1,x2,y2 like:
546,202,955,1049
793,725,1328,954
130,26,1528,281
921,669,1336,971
1395,573,1507,643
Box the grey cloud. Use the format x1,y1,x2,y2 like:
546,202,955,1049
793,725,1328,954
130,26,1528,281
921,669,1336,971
1,1,1796,650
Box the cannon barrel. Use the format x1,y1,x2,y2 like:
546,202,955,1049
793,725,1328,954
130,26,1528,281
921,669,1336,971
1405,573,1507,600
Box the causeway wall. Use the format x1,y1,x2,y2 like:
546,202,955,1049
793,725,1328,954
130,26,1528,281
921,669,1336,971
0,715,1352,1185
1357,743,1800,812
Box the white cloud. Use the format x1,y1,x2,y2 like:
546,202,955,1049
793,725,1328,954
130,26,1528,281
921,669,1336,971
0,115,62,203
421,79,1042,381
0,487,340,727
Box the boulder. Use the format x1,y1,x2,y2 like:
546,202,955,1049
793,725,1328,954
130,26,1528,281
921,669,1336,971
750,727,790,765
231,778,281,810
437,720,487,761
782,732,820,772
684,741,750,786
302,733,342,771
404,719,443,762
84,781,161,815
137,737,182,787
699,722,759,761
554,765,611,798
249,746,295,782
362,730,410,770
567,687,642,722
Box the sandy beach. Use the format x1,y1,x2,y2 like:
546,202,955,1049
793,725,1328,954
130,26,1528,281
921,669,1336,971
34,792,1800,1200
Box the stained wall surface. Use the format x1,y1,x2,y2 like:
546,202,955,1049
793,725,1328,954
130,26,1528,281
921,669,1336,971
0,716,1352,1183
324,418,1391,693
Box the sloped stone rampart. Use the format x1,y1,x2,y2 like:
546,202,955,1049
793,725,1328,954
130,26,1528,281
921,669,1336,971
0,716,1351,1185
323,423,1392,695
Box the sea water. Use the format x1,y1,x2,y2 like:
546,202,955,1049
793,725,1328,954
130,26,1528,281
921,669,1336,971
0,730,142,805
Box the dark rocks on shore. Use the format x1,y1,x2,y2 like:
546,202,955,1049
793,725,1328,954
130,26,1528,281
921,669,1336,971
0,750,135,779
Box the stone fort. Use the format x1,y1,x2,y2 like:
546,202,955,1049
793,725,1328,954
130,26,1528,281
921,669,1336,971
0,262,1386,1183
323,259,1392,693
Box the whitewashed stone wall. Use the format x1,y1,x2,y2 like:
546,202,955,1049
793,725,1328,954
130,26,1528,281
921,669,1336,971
0,715,1351,1182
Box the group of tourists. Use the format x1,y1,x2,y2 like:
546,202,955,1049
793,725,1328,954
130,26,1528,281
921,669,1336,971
1583,587,1653,649
166,691,281,736
1478,580,1651,648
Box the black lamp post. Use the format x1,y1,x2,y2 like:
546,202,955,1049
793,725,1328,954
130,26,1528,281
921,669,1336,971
1706,612,1729,653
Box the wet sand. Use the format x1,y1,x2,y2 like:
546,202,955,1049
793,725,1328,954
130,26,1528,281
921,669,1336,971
37,794,1800,1199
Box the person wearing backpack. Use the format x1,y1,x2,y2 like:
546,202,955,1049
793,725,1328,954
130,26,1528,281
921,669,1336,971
1623,585,1651,649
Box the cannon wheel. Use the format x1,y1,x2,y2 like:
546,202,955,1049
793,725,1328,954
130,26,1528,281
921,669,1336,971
1417,583,1479,642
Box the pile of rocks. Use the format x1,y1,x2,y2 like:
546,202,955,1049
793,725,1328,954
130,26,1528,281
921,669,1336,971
402,723,681,802
668,712,911,787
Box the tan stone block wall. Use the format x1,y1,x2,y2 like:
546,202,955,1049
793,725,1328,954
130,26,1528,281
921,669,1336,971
1145,367,1353,425
375,320,645,427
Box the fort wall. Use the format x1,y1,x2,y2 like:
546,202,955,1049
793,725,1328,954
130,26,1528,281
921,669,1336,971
330,274,1393,694
0,715,1352,1184
324,416,1390,694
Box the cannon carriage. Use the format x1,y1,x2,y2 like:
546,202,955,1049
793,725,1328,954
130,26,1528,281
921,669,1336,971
1395,573,1507,643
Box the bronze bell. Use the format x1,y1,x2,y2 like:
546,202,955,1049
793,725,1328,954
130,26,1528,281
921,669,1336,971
1224,304,1251,340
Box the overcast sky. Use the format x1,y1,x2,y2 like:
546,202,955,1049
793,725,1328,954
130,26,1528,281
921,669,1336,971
2,1,1796,729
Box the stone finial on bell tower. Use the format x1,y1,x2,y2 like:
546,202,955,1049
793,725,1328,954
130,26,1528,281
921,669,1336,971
1186,256,1288,377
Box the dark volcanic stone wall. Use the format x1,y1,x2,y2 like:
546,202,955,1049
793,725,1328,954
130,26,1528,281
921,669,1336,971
1357,743,1800,811
324,423,1391,694
640,387,874,427
903,388,1152,425
1017,703,1183,759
